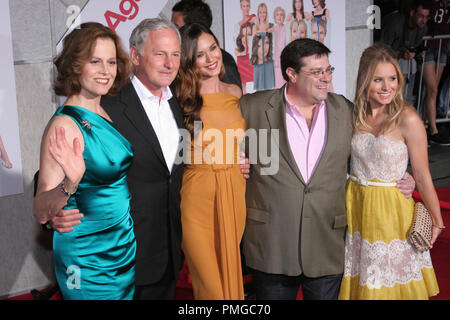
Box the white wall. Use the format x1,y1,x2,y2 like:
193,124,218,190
345,0,373,100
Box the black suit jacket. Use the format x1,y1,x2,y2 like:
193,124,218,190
101,82,185,286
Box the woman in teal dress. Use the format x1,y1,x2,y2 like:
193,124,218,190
33,23,135,300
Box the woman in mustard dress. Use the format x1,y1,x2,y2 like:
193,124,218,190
174,23,246,300
339,43,444,300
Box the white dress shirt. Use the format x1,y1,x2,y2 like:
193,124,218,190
131,76,180,172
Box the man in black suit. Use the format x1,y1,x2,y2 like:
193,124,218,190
50,18,185,300
171,0,243,90
102,18,185,300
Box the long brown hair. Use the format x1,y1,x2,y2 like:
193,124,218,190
53,22,131,97
292,0,305,20
354,42,405,133
174,23,224,137
250,32,273,65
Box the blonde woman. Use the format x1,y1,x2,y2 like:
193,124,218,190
252,3,272,34
290,19,307,42
339,43,443,300
251,3,275,91
238,0,256,27
273,7,288,88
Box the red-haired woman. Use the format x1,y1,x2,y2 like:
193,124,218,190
33,22,135,300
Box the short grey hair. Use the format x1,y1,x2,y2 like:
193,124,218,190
129,18,181,55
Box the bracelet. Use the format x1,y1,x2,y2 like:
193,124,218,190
58,182,70,196
41,221,53,232
432,225,446,230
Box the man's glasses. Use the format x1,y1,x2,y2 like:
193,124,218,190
301,66,335,78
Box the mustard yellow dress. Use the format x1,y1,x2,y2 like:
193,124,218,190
339,132,439,300
180,93,246,300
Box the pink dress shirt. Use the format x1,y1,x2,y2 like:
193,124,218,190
285,89,328,184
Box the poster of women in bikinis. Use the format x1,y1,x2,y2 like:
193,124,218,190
224,0,346,95
0,1,24,197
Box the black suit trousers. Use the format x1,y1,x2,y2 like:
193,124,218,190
251,268,343,300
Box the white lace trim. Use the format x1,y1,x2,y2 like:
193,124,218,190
350,132,408,182
344,232,434,289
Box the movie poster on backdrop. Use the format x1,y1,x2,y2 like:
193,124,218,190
224,0,346,95
58,0,170,53
0,1,24,198
56,0,170,105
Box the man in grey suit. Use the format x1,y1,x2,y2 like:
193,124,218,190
239,38,414,300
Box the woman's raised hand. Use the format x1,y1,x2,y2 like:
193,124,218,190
48,126,85,186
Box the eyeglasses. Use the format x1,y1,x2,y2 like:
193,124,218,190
301,66,335,78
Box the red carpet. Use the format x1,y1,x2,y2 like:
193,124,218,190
173,213,450,301
175,187,450,300
6,188,450,301
413,186,450,300
430,208,450,300
426,185,450,300
413,186,450,210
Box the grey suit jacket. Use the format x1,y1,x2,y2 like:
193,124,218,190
239,86,353,277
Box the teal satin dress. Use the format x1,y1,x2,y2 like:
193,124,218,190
52,106,136,300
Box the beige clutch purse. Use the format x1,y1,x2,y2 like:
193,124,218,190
408,202,432,252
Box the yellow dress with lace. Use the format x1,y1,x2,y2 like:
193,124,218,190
338,132,439,300
180,92,246,300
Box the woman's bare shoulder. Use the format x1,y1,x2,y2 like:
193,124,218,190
399,105,423,128
41,114,84,150
222,82,242,99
